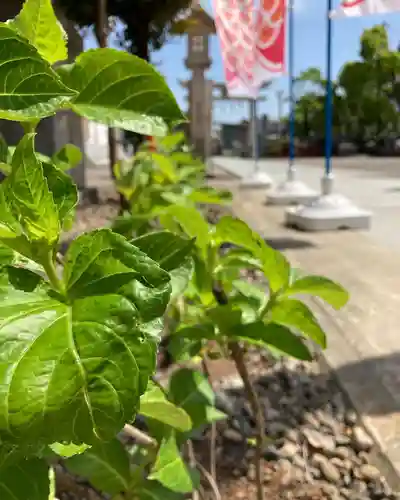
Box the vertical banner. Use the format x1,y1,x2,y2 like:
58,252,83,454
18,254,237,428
332,0,400,16
213,0,287,98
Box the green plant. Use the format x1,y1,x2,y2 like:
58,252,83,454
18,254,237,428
0,0,197,497
112,133,232,238
159,209,349,500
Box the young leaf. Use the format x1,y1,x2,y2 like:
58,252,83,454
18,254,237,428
285,275,349,310
148,431,196,493
52,144,82,171
165,205,210,252
188,187,233,205
270,298,326,348
233,322,312,361
151,153,179,182
50,442,91,458
0,25,75,122
214,216,290,292
131,231,194,272
156,131,185,152
140,480,185,500
139,382,192,432
63,229,170,300
9,0,68,65
8,134,59,246
60,48,185,135
66,439,131,495
0,285,157,444
0,458,49,500
169,369,226,429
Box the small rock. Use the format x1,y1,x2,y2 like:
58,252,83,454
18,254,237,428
292,455,307,470
267,421,290,437
335,434,351,446
352,426,374,452
303,412,321,429
358,451,369,464
278,459,294,487
352,480,368,496
279,442,300,459
359,464,381,482
334,446,352,459
223,428,243,443
265,407,280,421
247,464,256,481
344,410,358,426
285,428,299,443
316,410,342,434
311,454,341,484
263,444,281,461
303,428,336,454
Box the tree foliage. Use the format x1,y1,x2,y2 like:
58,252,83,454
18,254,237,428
293,24,399,148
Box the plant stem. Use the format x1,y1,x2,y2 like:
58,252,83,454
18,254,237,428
43,253,64,294
123,424,157,448
212,283,265,500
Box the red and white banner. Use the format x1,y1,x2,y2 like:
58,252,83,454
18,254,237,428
331,0,400,17
213,0,286,98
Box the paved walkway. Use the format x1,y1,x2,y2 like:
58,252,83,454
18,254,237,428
214,156,400,251
211,173,400,488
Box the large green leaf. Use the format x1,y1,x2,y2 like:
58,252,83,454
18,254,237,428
0,24,75,121
0,458,49,500
214,216,290,292
232,322,312,361
8,134,59,246
139,382,192,432
148,431,195,494
63,229,170,300
66,439,131,495
60,48,185,135
169,369,226,429
270,298,326,348
42,161,78,229
9,0,67,65
0,285,157,444
131,231,194,272
285,275,349,309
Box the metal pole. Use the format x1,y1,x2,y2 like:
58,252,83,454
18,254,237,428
250,98,259,172
324,0,333,188
288,0,296,181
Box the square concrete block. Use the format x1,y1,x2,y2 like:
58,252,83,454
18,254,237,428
285,194,372,231
240,170,273,189
267,180,318,206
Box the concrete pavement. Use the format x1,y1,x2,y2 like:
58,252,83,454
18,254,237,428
214,156,400,250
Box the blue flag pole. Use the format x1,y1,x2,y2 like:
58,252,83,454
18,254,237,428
288,0,296,180
323,0,334,193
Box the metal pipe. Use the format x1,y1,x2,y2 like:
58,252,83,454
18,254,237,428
324,0,333,177
250,98,259,172
288,0,296,180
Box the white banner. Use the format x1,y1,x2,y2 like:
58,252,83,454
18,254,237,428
331,0,400,17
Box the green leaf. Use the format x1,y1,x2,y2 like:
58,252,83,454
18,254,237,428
174,324,216,341
167,336,203,363
50,442,91,458
66,439,131,495
63,229,170,300
165,206,210,253
188,187,232,205
169,369,226,429
215,216,290,292
0,458,49,500
156,131,185,152
207,305,243,333
0,24,75,122
61,48,185,135
6,265,42,292
8,134,59,245
140,480,185,500
270,298,326,348
53,144,82,171
0,285,158,444
233,322,312,361
131,231,194,272
169,258,194,300
9,0,67,65
285,275,349,309
149,431,195,494
42,160,78,229
140,382,192,432
151,153,179,182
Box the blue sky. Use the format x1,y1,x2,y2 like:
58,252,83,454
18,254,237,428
85,0,400,124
